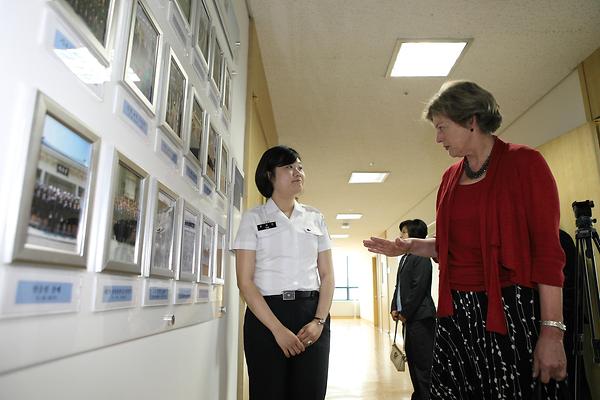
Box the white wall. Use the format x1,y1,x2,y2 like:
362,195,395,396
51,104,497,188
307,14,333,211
0,1,249,399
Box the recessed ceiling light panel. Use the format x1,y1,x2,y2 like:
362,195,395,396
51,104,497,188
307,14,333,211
388,40,468,77
336,213,363,220
349,172,390,184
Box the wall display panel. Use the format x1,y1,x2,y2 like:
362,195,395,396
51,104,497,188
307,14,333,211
192,0,211,77
102,153,149,274
123,0,163,114
179,203,199,281
198,217,215,283
149,183,180,279
203,124,218,187
93,274,139,311
213,226,225,284
11,92,99,267
160,49,188,146
187,89,207,167
217,139,229,198
51,0,118,64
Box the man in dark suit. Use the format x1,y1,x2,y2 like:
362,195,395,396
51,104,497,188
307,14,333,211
391,219,436,400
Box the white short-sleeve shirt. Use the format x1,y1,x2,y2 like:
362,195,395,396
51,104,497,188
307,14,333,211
233,198,332,296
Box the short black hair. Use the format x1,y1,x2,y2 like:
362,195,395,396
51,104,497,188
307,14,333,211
399,219,428,239
255,145,301,198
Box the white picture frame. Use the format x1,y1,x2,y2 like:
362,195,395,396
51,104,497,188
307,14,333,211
11,91,100,267
148,182,181,279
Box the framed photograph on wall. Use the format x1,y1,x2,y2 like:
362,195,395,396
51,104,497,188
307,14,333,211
193,0,211,71
217,139,229,198
186,88,207,167
123,0,162,114
227,159,243,250
52,0,118,63
221,62,232,121
198,216,215,283
101,153,149,274
179,203,199,282
160,49,188,146
173,0,193,26
213,225,226,284
12,92,99,267
209,32,224,95
149,182,180,278
203,123,218,187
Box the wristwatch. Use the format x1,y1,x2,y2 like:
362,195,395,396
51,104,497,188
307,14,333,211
314,316,326,325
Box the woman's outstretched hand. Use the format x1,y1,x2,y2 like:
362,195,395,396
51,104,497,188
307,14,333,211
363,237,412,257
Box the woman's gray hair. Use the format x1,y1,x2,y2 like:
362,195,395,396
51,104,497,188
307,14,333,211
423,80,502,134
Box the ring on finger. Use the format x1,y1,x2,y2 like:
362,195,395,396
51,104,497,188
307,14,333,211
307,340,313,345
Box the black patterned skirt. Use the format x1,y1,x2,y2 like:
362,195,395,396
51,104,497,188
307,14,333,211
429,285,567,400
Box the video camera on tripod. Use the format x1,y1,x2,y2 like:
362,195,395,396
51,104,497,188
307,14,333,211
571,200,600,400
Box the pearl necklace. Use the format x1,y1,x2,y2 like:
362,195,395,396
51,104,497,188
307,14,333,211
464,153,491,179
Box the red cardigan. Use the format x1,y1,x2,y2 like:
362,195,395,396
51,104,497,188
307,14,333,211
435,137,565,334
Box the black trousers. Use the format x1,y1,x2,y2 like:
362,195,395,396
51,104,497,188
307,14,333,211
405,317,436,400
244,295,330,400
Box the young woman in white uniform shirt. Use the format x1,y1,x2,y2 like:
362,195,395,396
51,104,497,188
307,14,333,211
234,146,334,400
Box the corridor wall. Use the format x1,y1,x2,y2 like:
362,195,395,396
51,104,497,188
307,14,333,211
0,1,249,399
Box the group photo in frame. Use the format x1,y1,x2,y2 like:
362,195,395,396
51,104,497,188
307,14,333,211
173,0,193,27
149,182,180,279
217,139,229,198
187,88,207,167
101,152,149,275
213,226,226,284
221,63,232,120
123,0,163,114
12,91,99,267
227,159,244,250
160,49,188,146
193,0,212,71
203,124,219,187
209,32,224,95
179,203,199,282
198,216,215,283
52,0,118,64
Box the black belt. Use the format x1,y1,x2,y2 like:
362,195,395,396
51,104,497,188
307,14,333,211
264,290,319,301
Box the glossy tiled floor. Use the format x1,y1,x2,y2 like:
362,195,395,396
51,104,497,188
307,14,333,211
326,318,414,400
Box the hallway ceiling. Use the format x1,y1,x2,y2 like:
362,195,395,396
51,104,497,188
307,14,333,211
247,0,600,250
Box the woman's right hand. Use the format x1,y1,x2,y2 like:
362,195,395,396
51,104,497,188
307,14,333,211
273,326,306,358
363,236,412,257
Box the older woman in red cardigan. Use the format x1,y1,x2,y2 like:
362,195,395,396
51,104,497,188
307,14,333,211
365,81,567,399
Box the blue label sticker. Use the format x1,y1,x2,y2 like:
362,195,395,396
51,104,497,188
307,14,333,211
178,288,192,300
54,30,75,50
149,287,169,300
197,289,209,299
102,285,133,303
123,100,148,135
160,139,178,165
15,281,73,304
185,165,198,184
203,183,212,195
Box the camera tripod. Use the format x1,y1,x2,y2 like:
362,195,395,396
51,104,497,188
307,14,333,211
572,200,600,400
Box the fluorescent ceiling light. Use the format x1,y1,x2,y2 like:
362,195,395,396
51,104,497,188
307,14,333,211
389,41,467,77
349,172,390,184
330,234,350,239
336,213,363,220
